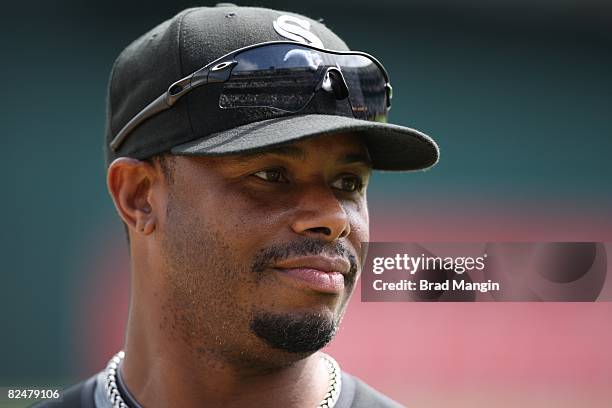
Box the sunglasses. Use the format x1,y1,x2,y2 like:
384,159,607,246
110,40,393,151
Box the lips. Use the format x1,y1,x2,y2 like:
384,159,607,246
273,256,351,294
274,256,351,275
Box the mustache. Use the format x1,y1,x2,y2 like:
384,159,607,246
251,237,359,277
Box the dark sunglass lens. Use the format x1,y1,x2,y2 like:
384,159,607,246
218,44,389,121
219,44,322,111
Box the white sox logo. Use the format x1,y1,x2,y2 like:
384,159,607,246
273,15,324,48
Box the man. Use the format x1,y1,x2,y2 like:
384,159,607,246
34,4,438,407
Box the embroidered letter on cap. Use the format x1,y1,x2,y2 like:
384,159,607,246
273,15,324,48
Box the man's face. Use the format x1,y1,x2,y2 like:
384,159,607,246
154,133,371,368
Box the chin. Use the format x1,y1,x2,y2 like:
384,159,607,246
249,308,339,355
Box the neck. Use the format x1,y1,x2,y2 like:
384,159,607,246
120,344,329,407
120,298,331,407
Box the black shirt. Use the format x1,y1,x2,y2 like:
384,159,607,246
31,370,405,407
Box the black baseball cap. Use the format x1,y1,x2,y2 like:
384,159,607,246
105,4,439,171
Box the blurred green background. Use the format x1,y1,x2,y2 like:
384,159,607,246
2,0,611,407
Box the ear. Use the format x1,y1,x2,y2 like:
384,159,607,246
107,157,159,236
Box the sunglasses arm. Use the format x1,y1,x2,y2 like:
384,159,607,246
110,60,239,152
109,92,176,151
109,73,201,152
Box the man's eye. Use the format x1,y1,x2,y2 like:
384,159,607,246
331,175,363,192
252,169,287,183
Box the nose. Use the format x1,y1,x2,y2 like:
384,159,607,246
290,184,350,242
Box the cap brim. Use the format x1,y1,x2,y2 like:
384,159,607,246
171,114,439,171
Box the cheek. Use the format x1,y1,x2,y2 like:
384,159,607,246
176,178,283,228
216,185,300,231
170,183,295,270
345,200,370,262
347,199,369,238
160,185,261,308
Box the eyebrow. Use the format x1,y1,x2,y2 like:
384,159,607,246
237,146,373,167
255,145,306,160
341,152,373,167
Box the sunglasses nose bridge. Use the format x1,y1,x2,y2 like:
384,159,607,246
320,67,349,101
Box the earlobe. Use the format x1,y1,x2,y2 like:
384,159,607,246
107,157,158,236
137,216,156,235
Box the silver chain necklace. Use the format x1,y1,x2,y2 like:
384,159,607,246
104,350,341,408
